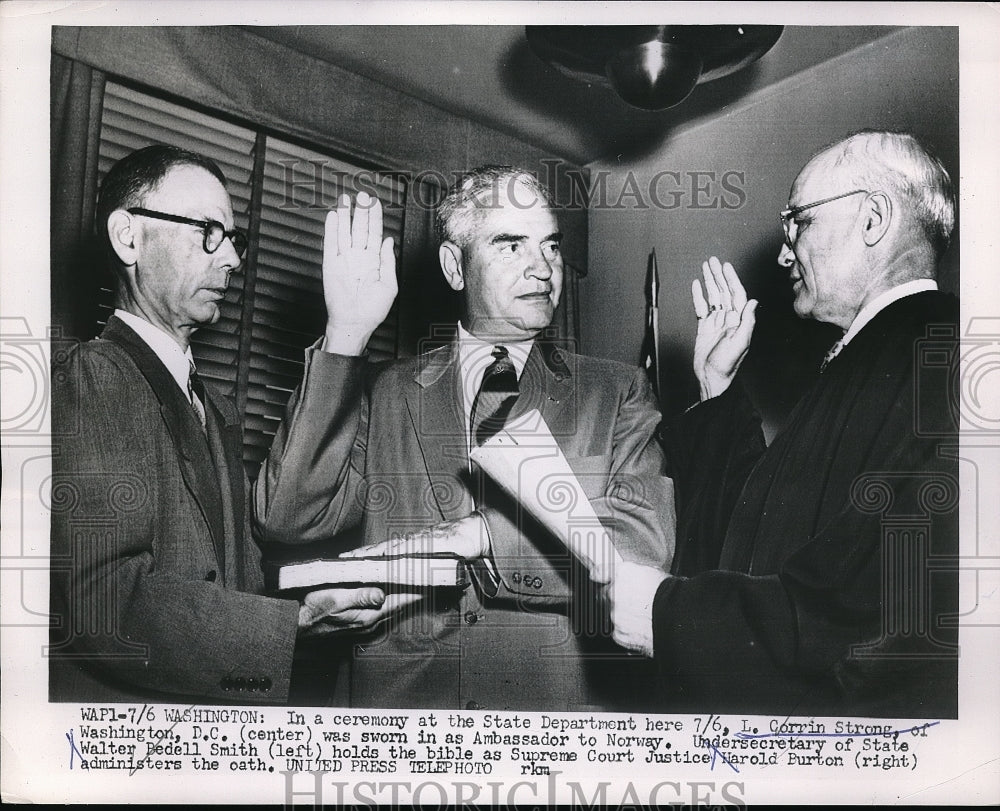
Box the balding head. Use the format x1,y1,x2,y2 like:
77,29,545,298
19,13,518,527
807,131,954,260
777,131,955,329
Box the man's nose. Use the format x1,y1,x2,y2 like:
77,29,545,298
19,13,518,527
524,246,553,279
217,238,243,275
777,242,796,268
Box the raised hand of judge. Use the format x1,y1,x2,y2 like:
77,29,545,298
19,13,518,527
323,191,398,356
691,256,758,400
339,513,491,562
296,586,420,637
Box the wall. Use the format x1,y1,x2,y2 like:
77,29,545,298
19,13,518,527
583,26,959,432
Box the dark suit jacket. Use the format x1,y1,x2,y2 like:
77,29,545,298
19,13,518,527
657,291,960,717
256,337,675,710
49,315,298,703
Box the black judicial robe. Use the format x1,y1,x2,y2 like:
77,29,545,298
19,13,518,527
658,290,959,718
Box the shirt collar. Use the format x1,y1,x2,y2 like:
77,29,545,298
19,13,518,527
456,321,533,381
114,309,195,398
841,279,938,347
456,321,534,434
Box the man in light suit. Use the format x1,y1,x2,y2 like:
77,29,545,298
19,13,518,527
50,145,403,704
610,131,959,717
256,166,674,710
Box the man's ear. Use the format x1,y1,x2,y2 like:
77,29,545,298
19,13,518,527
107,209,140,267
861,191,892,247
439,241,465,291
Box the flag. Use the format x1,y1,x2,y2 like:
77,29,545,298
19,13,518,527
639,248,660,399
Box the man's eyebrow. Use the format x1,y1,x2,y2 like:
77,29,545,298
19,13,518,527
488,231,563,245
201,212,236,229
489,233,527,245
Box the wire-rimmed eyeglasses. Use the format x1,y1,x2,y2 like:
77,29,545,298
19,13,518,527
127,207,248,258
779,189,869,248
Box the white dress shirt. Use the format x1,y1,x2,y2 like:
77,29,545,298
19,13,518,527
840,279,938,349
113,309,198,405
455,321,533,454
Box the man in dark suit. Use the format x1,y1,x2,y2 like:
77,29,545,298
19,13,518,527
256,167,674,710
609,131,959,718
50,145,404,704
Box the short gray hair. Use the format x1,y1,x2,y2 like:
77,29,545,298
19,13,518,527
817,131,955,258
435,165,554,247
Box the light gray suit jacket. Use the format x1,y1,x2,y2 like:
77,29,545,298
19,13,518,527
256,337,674,710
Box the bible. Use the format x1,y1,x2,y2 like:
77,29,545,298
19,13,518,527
272,553,469,592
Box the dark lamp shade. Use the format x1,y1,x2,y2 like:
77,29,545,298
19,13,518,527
605,41,704,110
526,26,783,111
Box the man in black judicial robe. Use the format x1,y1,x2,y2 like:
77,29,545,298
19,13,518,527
609,131,959,718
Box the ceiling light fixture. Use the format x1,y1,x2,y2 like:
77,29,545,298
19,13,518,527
526,25,784,111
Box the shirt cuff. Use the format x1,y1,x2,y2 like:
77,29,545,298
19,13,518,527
470,510,500,598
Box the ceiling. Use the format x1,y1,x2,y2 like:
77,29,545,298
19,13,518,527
247,25,902,166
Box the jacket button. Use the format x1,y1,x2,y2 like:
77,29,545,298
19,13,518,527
220,677,232,691
512,572,521,584
247,677,258,691
261,677,272,692
464,611,478,625
532,577,543,589
205,570,217,582
465,700,484,710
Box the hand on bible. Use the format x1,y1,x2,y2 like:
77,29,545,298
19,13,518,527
296,586,420,637
609,560,669,658
322,192,398,356
692,256,758,401
340,513,491,562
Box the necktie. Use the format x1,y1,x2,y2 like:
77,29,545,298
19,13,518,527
820,338,845,373
187,360,207,432
470,346,519,447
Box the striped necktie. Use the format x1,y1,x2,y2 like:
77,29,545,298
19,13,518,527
820,338,845,373
470,346,519,447
187,360,207,432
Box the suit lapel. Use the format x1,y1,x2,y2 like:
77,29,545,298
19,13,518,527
404,339,578,519
405,343,475,520
511,340,575,436
211,396,248,587
203,392,243,582
102,317,227,567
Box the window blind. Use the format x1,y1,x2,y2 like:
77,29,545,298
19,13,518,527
244,137,406,473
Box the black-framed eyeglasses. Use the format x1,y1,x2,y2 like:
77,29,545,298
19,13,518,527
127,207,248,258
779,189,869,248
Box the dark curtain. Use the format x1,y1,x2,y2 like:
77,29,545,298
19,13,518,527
50,53,106,342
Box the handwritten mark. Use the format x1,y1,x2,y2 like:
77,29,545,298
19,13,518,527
65,729,87,770
736,721,940,741
708,743,739,773
128,703,190,777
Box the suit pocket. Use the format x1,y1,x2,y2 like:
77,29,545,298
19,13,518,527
556,453,612,505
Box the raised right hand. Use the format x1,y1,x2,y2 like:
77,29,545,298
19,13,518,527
322,192,397,356
691,256,757,400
